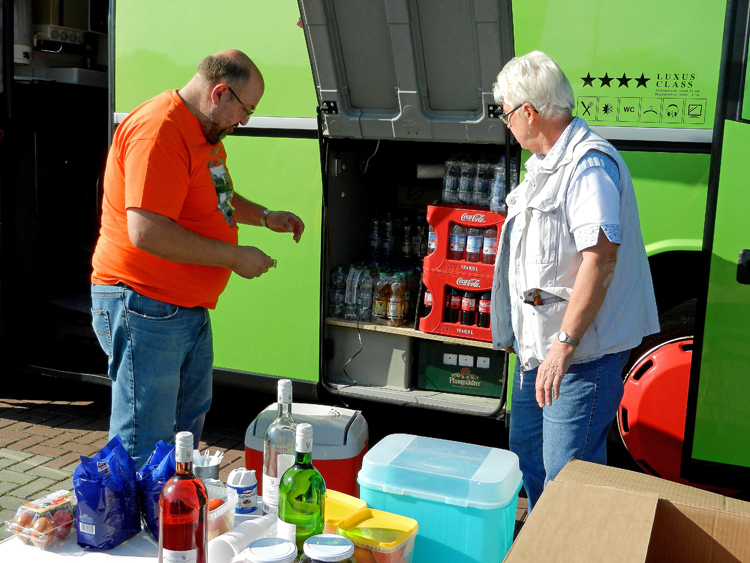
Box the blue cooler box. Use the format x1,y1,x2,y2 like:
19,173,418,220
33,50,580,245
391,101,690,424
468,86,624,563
358,434,522,563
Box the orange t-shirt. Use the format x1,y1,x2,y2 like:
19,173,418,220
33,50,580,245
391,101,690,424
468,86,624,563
92,90,239,309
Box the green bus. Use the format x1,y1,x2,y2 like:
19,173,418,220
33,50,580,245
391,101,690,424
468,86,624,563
1,0,748,492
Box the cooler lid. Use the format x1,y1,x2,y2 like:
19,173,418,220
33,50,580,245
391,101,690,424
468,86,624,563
246,403,368,459
297,0,513,143
358,433,522,509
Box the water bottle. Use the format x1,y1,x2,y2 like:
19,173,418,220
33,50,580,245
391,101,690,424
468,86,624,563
344,266,364,320
448,223,467,261
384,213,395,257
401,217,412,258
329,267,346,318
473,161,492,208
458,161,476,205
427,225,437,255
388,274,405,327
442,158,460,204
490,156,508,213
466,227,483,263
356,269,373,322
510,157,519,191
482,226,498,265
369,212,381,257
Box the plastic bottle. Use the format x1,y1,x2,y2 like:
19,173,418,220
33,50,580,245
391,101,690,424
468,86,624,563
277,424,326,553
356,269,373,322
482,226,498,265
448,223,467,261
299,535,356,563
206,514,277,563
401,217,412,258
427,225,437,255
442,158,460,204
478,292,491,328
466,227,483,262
510,157,519,191
473,161,492,208
262,380,297,515
461,292,477,326
458,160,476,205
329,267,346,318
423,288,432,317
384,213,395,257
490,156,507,213
445,287,462,323
412,217,425,257
369,212,381,257
388,274,405,327
372,273,392,325
158,432,208,563
344,265,364,320
227,468,258,515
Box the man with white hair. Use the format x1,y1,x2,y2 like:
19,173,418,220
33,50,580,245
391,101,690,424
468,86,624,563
91,50,305,466
490,51,658,510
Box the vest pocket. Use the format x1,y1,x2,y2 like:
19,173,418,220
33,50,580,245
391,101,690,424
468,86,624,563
524,205,560,265
530,298,601,360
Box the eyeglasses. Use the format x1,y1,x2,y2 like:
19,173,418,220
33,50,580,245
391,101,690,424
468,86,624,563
500,103,524,125
226,85,255,119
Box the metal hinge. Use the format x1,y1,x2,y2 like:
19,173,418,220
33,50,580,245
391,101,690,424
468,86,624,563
320,101,339,114
487,104,502,119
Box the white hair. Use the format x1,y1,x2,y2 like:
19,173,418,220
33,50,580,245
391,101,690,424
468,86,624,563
493,51,574,120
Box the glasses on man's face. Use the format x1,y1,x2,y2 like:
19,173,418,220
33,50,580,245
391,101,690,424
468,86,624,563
500,103,524,125
226,85,254,119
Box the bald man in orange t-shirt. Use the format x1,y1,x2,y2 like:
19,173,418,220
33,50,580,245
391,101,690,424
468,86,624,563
91,50,305,466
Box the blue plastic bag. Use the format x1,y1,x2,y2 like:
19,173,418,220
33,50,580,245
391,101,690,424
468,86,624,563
136,440,176,541
73,435,141,550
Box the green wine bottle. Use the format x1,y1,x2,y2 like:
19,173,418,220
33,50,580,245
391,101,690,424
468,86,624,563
277,423,326,552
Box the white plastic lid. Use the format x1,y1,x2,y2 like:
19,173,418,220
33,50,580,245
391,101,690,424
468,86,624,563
175,431,193,463
228,467,257,488
246,538,298,563
296,423,313,453
303,535,355,561
277,379,293,404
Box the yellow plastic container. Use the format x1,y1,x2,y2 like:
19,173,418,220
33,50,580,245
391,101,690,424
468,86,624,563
324,490,367,534
336,508,418,563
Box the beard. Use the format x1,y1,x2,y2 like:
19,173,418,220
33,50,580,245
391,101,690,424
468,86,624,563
202,107,234,145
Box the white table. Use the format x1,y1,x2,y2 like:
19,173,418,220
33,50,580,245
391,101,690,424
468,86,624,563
0,529,159,561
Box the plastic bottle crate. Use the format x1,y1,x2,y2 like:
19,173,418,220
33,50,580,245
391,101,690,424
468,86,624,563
419,204,504,343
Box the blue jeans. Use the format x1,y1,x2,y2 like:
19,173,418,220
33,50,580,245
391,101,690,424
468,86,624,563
509,351,630,511
91,284,214,468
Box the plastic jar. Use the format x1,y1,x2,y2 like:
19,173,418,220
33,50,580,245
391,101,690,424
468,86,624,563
244,538,298,563
299,534,356,563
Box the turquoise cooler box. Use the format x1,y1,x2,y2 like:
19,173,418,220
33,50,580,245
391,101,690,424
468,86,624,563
357,434,522,563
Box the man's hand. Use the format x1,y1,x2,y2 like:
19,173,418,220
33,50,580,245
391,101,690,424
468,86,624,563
535,340,576,407
266,211,305,243
231,246,274,279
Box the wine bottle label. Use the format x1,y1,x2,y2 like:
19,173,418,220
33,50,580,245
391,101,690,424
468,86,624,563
161,548,197,563
262,473,280,513
277,518,296,544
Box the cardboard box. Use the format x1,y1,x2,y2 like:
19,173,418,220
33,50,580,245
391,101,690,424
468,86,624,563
504,459,750,563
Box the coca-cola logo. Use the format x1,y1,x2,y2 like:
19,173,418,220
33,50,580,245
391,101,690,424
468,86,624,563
457,278,481,288
461,213,486,223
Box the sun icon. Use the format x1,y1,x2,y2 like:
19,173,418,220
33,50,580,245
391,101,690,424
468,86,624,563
603,103,614,115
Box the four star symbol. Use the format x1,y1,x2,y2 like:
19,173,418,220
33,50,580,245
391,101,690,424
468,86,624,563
580,72,651,88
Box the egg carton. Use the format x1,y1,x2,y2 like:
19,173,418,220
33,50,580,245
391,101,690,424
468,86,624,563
4,490,77,549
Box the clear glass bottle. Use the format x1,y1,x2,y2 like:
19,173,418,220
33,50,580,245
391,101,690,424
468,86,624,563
262,379,297,515
277,423,326,554
158,431,208,563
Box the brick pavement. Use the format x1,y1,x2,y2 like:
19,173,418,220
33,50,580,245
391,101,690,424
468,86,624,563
0,376,248,541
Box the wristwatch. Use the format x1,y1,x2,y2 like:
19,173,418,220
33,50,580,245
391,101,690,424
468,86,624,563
260,209,272,228
557,331,580,346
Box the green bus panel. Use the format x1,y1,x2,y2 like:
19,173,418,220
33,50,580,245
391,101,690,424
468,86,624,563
212,136,322,383
114,0,317,117
512,0,725,130
692,120,750,467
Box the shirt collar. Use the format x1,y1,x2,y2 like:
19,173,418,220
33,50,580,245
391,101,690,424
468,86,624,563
524,117,580,175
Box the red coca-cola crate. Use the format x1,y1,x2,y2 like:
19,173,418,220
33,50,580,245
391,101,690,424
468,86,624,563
424,204,505,275
420,269,493,342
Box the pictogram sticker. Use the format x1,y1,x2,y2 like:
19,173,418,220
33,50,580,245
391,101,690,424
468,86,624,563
618,98,640,122
640,98,662,123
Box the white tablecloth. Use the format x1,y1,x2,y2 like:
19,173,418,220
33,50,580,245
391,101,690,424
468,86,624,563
0,529,159,561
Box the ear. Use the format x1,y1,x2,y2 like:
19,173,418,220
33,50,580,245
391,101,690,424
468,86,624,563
209,84,227,108
523,102,537,123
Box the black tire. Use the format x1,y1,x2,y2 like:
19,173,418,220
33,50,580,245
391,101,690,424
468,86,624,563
607,299,696,472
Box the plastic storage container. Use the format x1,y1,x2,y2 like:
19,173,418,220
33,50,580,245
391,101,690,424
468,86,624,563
245,403,368,497
4,490,76,549
358,434,522,563
337,508,417,563
323,489,367,534
300,534,356,562
206,483,238,541
243,537,298,563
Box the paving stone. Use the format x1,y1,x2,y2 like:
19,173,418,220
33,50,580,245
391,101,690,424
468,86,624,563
11,478,57,499
44,452,81,470
64,441,99,456
10,455,53,473
0,481,20,495
25,426,65,438
7,434,48,451
80,419,109,431
0,494,27,511
0,427,29,439
27,444,65,458
60,461,80,474
0,448,34,462
0,419,19,429
0,458,16,470
28,465,71,480
0,470,35,485
0,438,20,448
0,508,17,526
4,422,33,432
39,433,76,448
44,415,77,428
74,430,108,445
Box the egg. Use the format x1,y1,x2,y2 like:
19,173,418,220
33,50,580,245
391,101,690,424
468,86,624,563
52,510,74,540
13,512,33,543
208,498,225,511
31,516,55,548
353,546,377,563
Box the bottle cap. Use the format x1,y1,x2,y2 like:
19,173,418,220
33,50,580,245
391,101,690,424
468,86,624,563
303,535,355,562
277,379,292,404
296,423,313,453
246,538,298,563
175,431,193,463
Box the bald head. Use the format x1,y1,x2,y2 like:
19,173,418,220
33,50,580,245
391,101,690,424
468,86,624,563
196,49,264,90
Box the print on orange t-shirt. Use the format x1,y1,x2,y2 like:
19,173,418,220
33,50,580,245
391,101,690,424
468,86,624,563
92,90,239,309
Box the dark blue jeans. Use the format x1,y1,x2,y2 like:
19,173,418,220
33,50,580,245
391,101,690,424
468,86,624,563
509,350,630,511
91,284,213,468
